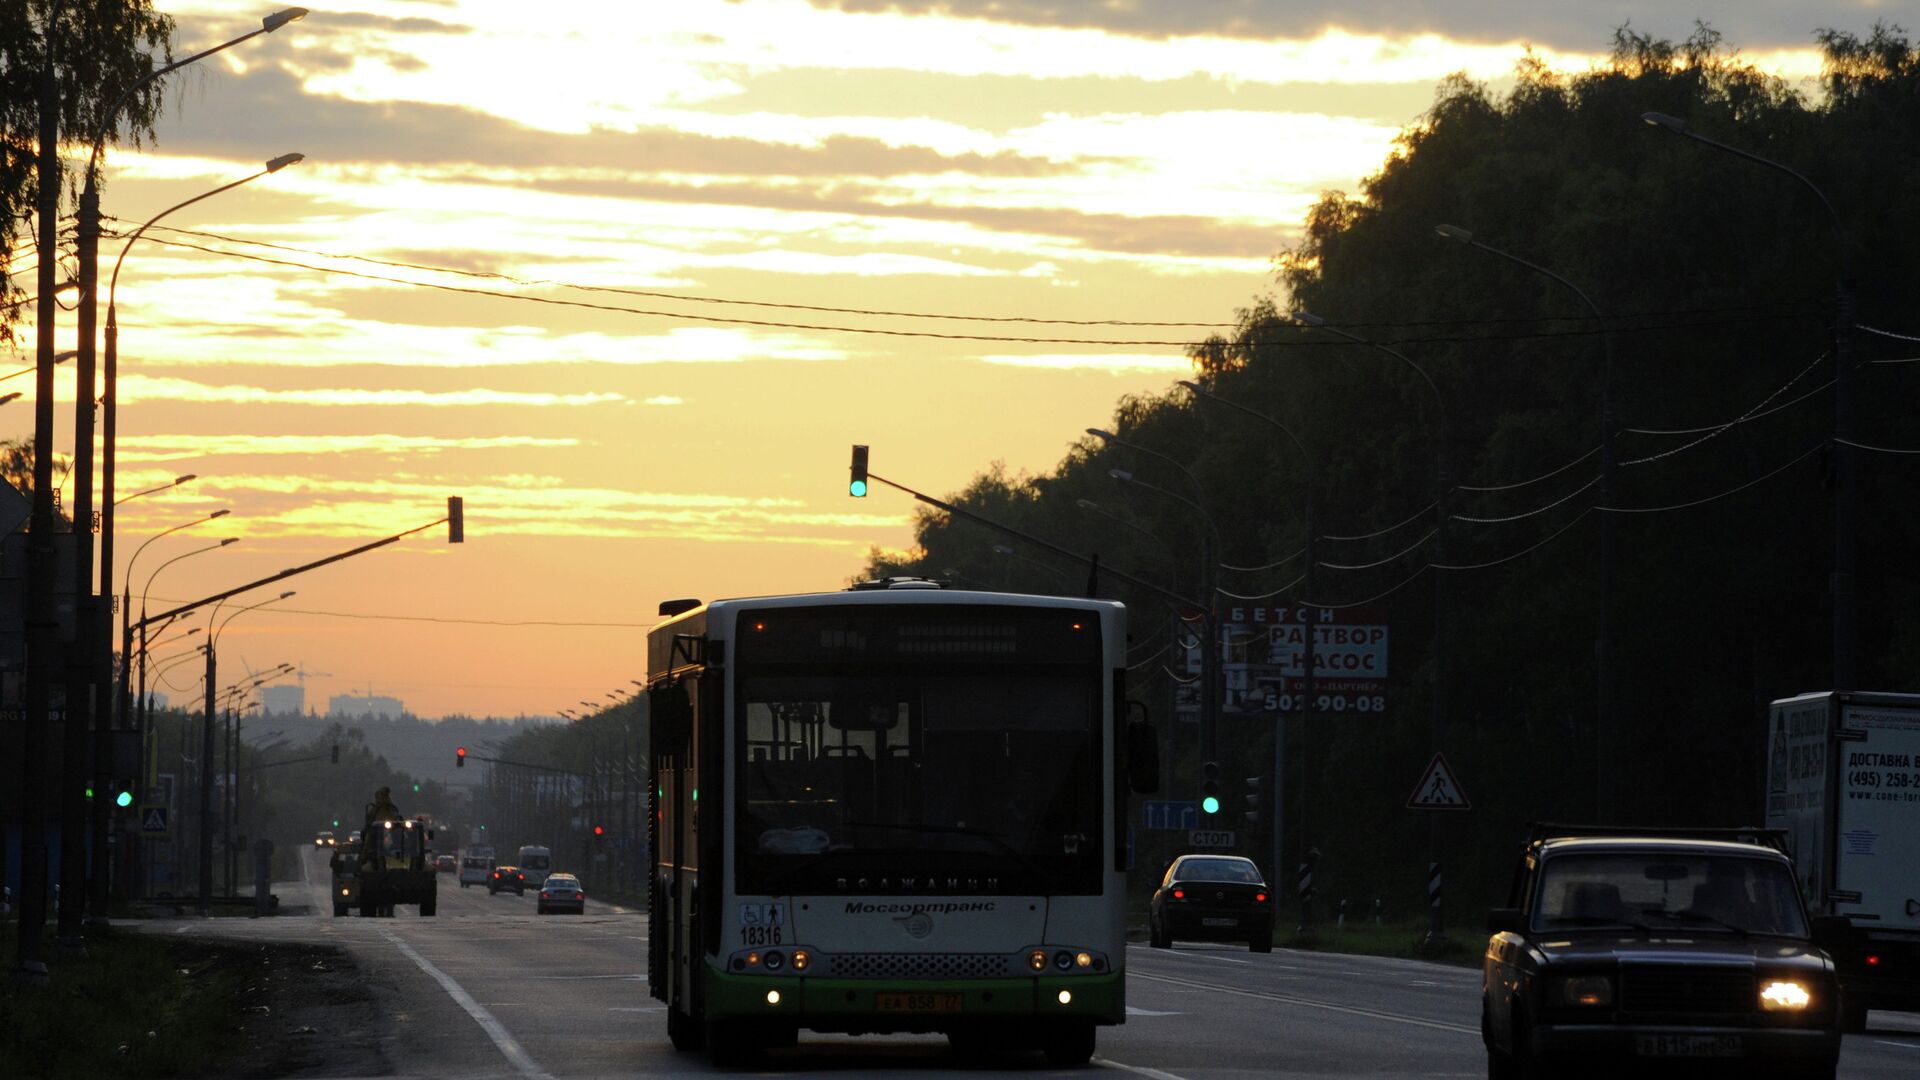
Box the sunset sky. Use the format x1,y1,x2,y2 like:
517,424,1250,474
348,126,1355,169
8,1,1852,718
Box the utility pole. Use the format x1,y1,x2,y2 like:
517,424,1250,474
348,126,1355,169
17,42,61,983
199,644,215,914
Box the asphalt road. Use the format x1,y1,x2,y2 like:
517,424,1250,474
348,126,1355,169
142,846,1920,1078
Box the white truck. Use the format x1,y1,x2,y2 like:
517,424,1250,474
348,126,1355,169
1767,691,1920,1028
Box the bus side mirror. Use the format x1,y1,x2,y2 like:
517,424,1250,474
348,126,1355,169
1125,701,1159,794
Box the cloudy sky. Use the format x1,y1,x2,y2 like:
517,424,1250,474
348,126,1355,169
9,0,1863,717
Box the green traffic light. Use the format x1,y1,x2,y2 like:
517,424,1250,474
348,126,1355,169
85,784,94,799
849,479,868,497
1201,795,1221,815
115,790,134,808
412,783,420,792
332,819,341,828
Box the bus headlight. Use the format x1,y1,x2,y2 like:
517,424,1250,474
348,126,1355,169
1056,990,1072,1005
1760,980,1811,1011
1028,950,1047,971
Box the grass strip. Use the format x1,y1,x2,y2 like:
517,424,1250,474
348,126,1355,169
0,924,246,1078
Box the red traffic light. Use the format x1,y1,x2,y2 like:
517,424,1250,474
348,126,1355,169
592,824,605,836
456,746,467,768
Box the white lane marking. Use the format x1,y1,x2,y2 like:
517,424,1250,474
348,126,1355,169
1874,1039,1920,1050
526,973,645,980
609,1006,667,1013
1130,970,1478,1035
1126,1006,1181,1016
376,926,555,1080
1093,1055,1191,1080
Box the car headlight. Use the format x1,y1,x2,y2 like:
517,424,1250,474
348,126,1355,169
1554,975,1614,1007
1759,980,1811,1011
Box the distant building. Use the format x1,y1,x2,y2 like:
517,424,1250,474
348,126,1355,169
328,694,405,721
259,685,304,717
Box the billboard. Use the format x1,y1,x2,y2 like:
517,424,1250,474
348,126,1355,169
1175,605,1389,716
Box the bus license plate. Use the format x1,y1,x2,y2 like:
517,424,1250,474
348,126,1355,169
1202,917,1238,927
876,992,963,1014
1634,1035,1741,1058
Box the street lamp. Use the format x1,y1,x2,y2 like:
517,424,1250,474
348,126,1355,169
1435,222,1617,819
73,7,308,923
198,590,294,913
1075,498,1183,596
1291,309,1453,938
1105,463,1225,782
115,474,198,506
1641,110,1856,691
100,154,304,730
123,510,231,726
1173,377,1320,914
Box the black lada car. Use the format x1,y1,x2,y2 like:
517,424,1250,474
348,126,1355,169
1482,826,1844,1079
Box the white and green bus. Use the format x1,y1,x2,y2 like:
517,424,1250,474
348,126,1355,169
646,579,1158,1066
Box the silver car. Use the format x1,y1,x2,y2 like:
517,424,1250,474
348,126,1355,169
537,873,585,915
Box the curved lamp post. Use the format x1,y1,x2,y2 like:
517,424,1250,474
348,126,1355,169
115,474,198,506
1435,223,1616,820
1173,378,1320,920
198,590,294,913
1642,111,1856,691
1292,310,1453,938
71,8,306,923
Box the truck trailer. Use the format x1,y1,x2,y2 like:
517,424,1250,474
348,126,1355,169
1767,691,1920,1028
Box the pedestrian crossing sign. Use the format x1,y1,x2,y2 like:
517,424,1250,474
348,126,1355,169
1407,752,1470,810
139,805,170,835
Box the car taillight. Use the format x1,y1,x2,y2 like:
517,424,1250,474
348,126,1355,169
1256,892,1268,902
1866,954,1881,966
1172,889,1184,899
542,892,551,899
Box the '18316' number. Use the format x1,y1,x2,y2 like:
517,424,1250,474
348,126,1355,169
741,925,782,945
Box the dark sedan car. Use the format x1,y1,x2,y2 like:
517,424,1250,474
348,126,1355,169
1149,854,1273,952
1482,826,1843,1080
537,873,585,915
488,865,526,896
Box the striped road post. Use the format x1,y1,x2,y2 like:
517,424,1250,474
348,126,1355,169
1427,861,1443,938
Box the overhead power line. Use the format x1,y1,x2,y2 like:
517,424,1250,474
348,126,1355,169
1599,442,1822,514
1453,475,1600,524
1320,501,1436,543
111,216,1823,334
1618,351,1828,467
131,231,1822,350
1317,528,1436,572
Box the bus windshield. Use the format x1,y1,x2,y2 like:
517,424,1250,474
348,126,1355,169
737,670,1102,896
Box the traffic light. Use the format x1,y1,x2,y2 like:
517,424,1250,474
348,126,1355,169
331,743,339,764
849,444,869,497
110,779,135,809
456,746,467,768
332,818,341,828
1243,775,1263,823
592,824,606,838
447,495,465,543
1201,761,1220,816
411,783,421,793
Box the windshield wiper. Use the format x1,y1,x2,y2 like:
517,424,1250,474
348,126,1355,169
1641,907,1750,937
1546,914,1654,934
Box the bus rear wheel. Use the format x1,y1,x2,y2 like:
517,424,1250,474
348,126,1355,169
1041,1021,1095,1067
